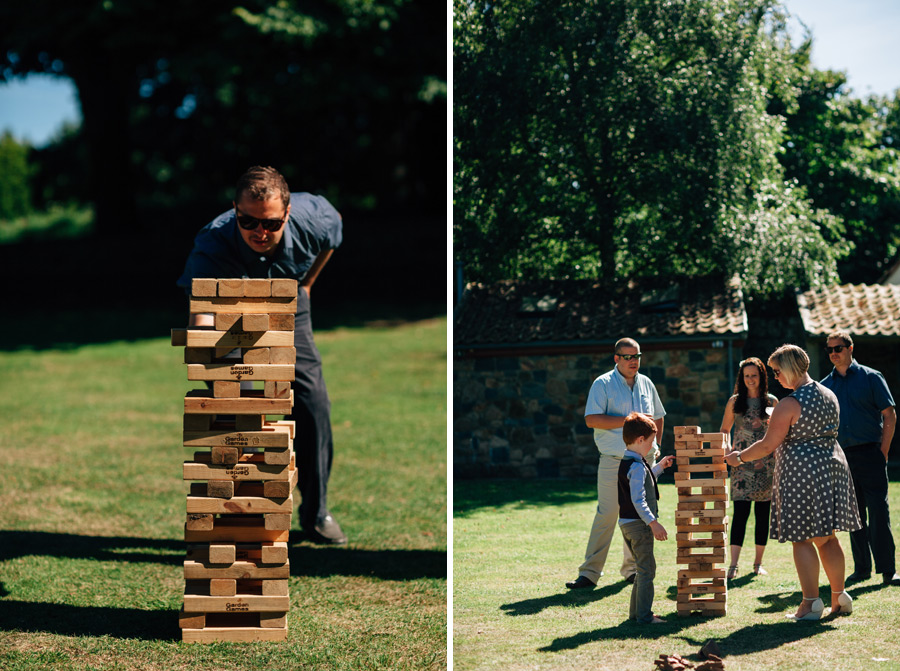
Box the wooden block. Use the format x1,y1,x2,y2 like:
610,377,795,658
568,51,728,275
677,537,725,549
183,426,292,448
678,463,727,473
674,426,700,438
264,380,291,399
236,414,265,432
260,612,288,628
189,297,297,315
244,279,272,297
185,329,294,348
209,544,237,564
262,580,289,597
677,501,727,512
269,314,294,331
218,279,245,297
171,328,188,346
184,456,291,481
243,347,270,364
182,625,287,643
184,390,293,415
677,581,726,594
265,513,291,530
676,447,726,458
261,542,289,565
186,513,214,530
210,579,237,596
673,474,727,487
191,279,218,297
696,433,726,442
676,532,726,543
675,509,726,519
269,347,296,364
268,420,295,439
678,568,727,579
184,517,289,544
676,523,727,534
677,492,728,503
242,313,269,332
182,594,290,613
263,480,291,499
271,279,298,297
215,313,242,331
264,447,291,465
184,557,290,580
187,363,294,382
179,607,207,629
207,480,235,498
186,495,292,515
184,414,212,431
213,381,241,398
184,348,213,364
211,446,240,465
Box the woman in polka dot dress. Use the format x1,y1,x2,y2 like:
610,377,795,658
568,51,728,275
725,344,861,621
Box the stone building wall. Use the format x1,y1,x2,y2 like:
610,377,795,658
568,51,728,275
454,346,735,479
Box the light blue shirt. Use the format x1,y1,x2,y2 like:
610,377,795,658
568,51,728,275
619,449,666,525
584,367,666,458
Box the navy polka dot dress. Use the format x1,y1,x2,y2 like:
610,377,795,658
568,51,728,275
769,382,862,543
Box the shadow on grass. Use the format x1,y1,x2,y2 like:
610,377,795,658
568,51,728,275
501,580,632,616
0,600,179,641
538,615,704,652
0,531,182,565
673,620,836,659
0,531,445,582
454,479,596,519
287,541,446,581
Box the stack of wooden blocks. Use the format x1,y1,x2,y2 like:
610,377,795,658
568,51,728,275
172,278,299,643
673,426,729,617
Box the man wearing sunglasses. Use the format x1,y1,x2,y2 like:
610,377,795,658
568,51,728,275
565,337,666,590
177,166,347,545
820,330,899,586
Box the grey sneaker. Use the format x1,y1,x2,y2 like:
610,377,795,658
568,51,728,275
308,513,348,545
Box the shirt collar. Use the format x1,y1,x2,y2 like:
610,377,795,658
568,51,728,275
832,359,860,378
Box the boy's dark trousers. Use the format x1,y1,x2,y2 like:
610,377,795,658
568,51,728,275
620,520,656,623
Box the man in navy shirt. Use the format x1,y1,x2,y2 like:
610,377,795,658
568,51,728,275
178,166,347,545
820,330,898,585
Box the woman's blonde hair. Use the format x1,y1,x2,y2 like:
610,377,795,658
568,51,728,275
767,344,809,386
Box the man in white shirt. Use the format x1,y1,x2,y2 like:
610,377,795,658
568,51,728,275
565,337,666,589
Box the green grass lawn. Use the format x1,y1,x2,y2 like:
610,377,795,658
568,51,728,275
454,478,900,671
0,317,447,670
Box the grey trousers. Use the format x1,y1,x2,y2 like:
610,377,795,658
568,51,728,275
620,520,657,623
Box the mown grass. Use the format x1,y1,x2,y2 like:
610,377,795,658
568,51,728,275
454,478,900,671
0,317,447,670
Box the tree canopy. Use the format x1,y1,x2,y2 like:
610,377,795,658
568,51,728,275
454,0,898,298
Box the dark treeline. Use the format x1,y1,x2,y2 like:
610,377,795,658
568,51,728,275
0,1,446,314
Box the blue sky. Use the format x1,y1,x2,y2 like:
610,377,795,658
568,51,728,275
0,1,898,147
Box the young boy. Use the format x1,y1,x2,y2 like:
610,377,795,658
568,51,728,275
619,412,675,624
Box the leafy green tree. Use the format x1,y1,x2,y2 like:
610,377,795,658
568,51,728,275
454,0,844,299
777,49,900,283
0,132,32,219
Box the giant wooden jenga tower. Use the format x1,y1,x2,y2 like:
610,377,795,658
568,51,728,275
673,426,729,617
172,278,299,642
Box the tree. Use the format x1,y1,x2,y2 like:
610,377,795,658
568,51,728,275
0,132,32,219
454,0,844,299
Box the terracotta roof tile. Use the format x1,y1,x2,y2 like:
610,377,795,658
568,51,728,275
797,284,900,337
454,276,748,347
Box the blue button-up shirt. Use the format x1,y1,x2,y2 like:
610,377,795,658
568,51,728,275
820,360,895,448
176,192,342,293
584,367,666,458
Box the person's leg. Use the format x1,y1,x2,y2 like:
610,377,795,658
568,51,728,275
619,527,637,619
812,534,846,610
753,500,771,571
576,454,621,583
623,521,656,623
288,289,343,543
845,450,872,576
854,449,896,576
729,500,750,576
620,538,636,579
792,540,821,617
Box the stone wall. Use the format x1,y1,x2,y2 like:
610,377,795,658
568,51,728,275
454,346,736,479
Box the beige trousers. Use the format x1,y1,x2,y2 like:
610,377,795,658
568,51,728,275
578,453,636,581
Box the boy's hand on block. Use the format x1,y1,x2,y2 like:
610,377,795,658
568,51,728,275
658,455,675,470
649,520,667,541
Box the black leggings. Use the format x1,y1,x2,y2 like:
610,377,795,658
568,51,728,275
730,500,771,547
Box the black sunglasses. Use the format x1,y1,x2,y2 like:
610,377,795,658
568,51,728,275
825,345,848,354
235,207,287,232
617,353,642,361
